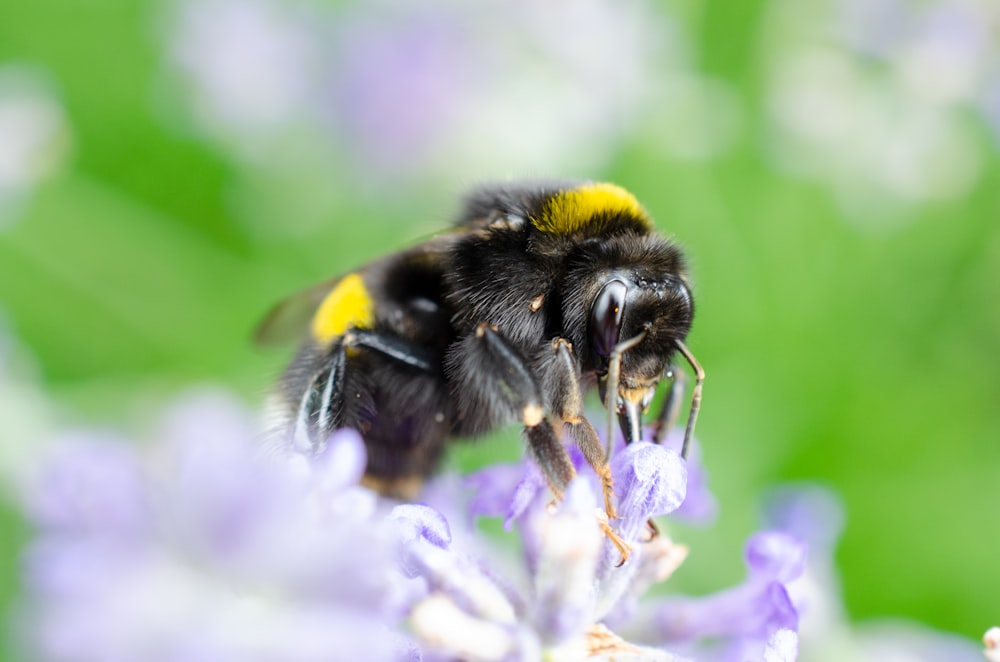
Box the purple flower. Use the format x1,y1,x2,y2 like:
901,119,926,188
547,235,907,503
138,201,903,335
18,391,413,662
617,530,804,661
404,461,691,660
611,441,687,540
165,0,722,185
168,0,320,140
16,388,804,662
760,485,987,661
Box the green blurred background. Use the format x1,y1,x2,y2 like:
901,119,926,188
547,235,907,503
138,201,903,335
0,0,997,658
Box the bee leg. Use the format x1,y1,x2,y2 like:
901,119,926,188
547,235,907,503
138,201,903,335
344,328,436,372
525,422,576,500
461,324,575,491
528,420,630,563
651,366,685,445
543,338,631,562
462,326,631,562
295,338,348,452
651,341,707,461
674,340,705,462
543,339,619,520
295,329,438,452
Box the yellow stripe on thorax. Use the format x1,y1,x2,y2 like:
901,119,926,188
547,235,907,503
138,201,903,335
311,273,375,344
533,183,651,234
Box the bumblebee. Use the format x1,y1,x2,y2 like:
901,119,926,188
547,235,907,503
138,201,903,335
259,181,703,557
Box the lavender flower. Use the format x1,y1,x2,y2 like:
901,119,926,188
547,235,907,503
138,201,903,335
614,531,803,662
762,484,986,662
16,391,414,662
421,428,797,661
164,0,737,189
404,440,695,660
15,389,805,661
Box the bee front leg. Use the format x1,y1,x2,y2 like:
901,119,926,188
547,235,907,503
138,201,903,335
540,339,620,523
650,340,704,460
651,366,685,446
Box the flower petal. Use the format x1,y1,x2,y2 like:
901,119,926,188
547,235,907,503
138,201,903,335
309,428,368,493
529,479,602,644
745,531,807,584
764,628,799,662
391,503,452,550
611,442,687,541
28,435,149,540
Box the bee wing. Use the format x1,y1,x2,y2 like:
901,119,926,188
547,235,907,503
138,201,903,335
254,276,345,347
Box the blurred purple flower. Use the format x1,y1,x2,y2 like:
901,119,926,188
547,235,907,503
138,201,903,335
18,391,412,662
324,11,479,174
762,484,987,662
169,0,320,141
164,0,735,187
616,531,804,662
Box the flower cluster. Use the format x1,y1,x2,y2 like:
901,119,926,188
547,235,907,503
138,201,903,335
15,387,998,661
165,0,739,195
14,388,814,661
17,392,416,661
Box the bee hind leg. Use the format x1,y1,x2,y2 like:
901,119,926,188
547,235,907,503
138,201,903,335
295,329,438,453
294,338,348,453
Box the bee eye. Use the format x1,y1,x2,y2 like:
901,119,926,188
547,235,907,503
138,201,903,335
589,278,628,360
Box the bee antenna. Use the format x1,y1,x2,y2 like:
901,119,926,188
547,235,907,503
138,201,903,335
674,339,704,460
604,331,647,460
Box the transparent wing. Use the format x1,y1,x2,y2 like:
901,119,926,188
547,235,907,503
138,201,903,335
253,276,344,347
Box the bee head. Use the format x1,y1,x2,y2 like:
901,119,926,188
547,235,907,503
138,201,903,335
564,232,694,443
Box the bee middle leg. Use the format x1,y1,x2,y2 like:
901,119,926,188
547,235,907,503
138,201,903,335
455,324,575,494
456,326,631,561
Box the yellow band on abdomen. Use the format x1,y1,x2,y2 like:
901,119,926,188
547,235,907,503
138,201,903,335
311,273,375,344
